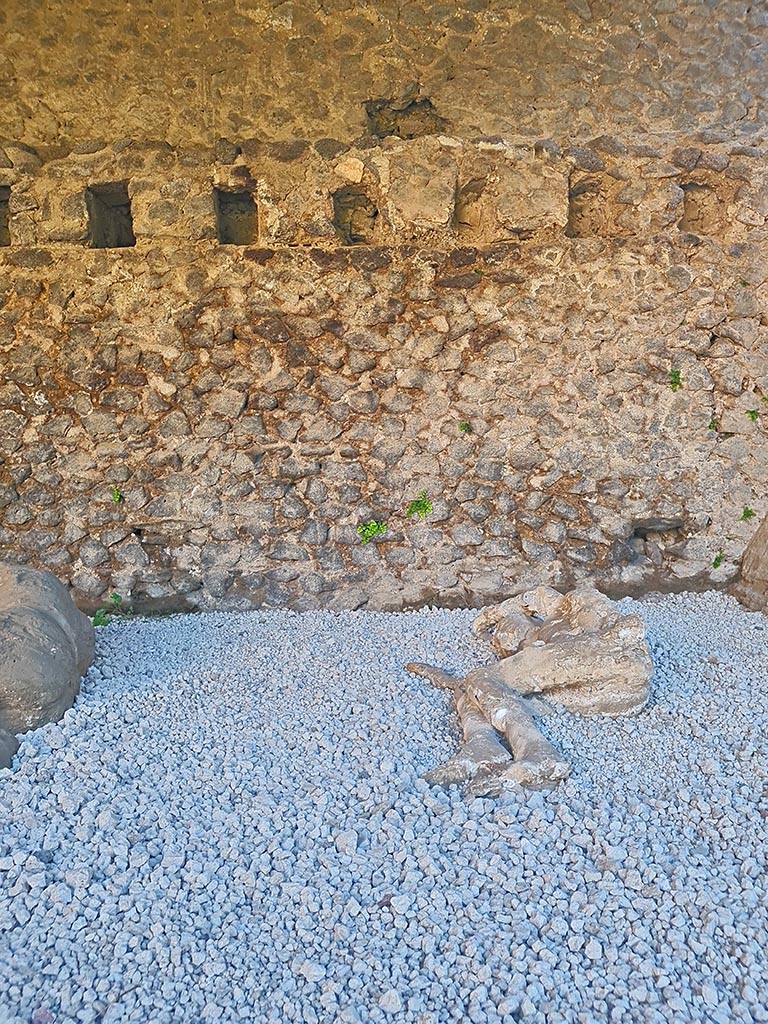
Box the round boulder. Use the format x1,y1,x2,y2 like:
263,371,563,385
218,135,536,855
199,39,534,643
0,562,95,738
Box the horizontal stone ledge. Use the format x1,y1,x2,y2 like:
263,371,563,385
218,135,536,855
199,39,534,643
0,236,762,264
1,132,765,165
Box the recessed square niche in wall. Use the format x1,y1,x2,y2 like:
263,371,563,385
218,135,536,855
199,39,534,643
678,182,723,236
332,187,378,245
85,182,136,248
0,186,10,246
214,188,258,245
565,179,606,238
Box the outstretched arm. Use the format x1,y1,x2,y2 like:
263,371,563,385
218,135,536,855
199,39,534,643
405,662,463,692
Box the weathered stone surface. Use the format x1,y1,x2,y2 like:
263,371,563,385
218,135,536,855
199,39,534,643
0,727,18,770
1,2,765,150
0,562,95,735
732,514,768,613
0,1,748,614
0,127,766,612
408,583,652,793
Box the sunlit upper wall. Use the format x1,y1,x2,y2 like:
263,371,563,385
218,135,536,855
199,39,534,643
1,0,765,151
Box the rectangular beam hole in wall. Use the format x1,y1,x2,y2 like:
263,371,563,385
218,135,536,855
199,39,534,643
565,178,606,238
0,186,10,246
332,186,378,244
678,182,722,236
85,181,136,248
214,188,258,245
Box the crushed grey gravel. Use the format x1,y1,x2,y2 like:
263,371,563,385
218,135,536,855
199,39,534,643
0,591,766,1024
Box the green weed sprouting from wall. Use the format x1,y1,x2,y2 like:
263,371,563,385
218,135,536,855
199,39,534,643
406,490,433,520
93,593,125,626
356,489,436,544
357,520,388,544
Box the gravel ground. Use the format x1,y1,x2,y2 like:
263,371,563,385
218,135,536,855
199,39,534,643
0,590,766,1024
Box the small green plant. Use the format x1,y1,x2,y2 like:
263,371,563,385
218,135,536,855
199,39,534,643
357,520,387,544
746,409,760,422
112,486,123,504
668,370,682,392
740,279,750,286
712,549,724,569
92,592,125,627
406,490,433,520
708,417,719,431
458,422,472,434
741,507,757,522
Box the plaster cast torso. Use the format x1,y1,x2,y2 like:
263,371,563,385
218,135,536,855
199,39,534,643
407,583,653,795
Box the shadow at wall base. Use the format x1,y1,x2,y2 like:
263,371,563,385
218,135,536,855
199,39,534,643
66,572,746,618
730,580,768,615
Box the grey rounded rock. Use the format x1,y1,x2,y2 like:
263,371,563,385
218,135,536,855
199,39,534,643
0,562,95,735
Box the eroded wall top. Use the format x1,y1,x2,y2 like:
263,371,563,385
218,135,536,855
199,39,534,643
1,0,766,152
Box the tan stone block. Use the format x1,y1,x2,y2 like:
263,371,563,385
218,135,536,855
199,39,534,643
385,141,457,234
733,514,768,612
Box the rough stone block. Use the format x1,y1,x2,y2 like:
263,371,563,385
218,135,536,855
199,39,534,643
495,159,568,234
385,141,457,234
0,562,95,736
732,513,768,613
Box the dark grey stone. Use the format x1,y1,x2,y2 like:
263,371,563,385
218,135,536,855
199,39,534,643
215,138,241,164
157,411,191,439
475,460,504,481
370,440,407,466
0,562,95,736
269,541,309,561
385,547,416,566
78,540,109,568
670,146,702,170
279,459,321,479
451,524,484,546
568,147,606,171
18,530,58,552
0,728,18,770
588,135,627,156
300,520,330,545
566,544,597,563
521,539,556,562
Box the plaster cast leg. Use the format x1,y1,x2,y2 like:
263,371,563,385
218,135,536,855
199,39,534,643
422,691,513,793
407,662,513,793
407,661,569,789
464,671,570,785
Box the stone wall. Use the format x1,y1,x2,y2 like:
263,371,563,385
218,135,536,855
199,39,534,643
1,132,766,612
2,1,766,152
